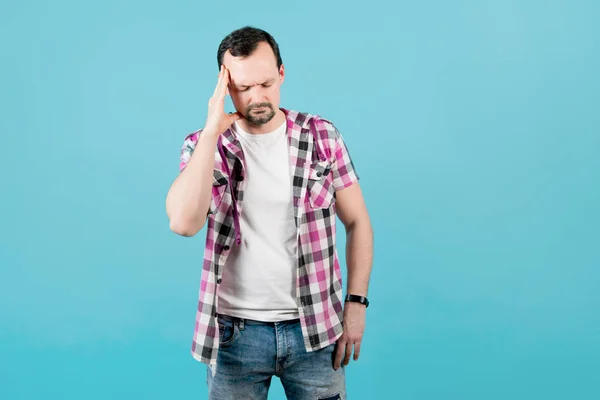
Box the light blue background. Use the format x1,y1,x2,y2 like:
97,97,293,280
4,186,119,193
1,0,599,399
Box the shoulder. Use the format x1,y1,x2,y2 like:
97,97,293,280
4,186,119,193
181,129,203,147
287,109,342,141
179,129,204,170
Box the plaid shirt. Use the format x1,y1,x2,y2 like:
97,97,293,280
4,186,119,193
178,108,359,365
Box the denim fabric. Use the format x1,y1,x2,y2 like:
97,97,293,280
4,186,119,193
206,314,346,400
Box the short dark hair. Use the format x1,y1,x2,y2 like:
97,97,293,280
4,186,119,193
217,26,283,69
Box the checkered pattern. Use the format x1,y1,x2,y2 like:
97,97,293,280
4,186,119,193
178,108,359,365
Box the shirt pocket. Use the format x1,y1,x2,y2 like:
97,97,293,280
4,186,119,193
307,160,336,209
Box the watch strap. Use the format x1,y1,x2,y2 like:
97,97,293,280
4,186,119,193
345,294,369,308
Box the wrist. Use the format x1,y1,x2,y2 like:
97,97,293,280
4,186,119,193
200,128,222,145
344,294,369,308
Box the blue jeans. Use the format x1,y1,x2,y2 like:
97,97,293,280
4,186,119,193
206,314,346,400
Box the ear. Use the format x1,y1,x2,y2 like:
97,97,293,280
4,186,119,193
279,64,285,84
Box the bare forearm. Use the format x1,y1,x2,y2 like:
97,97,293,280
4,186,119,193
166,130,219,236
345,220,374,296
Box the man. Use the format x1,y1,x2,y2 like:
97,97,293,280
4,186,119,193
166,26,374,400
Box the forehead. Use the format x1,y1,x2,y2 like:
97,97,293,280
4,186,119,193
223,42,279,86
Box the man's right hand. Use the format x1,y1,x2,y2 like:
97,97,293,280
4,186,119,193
204,65,243,136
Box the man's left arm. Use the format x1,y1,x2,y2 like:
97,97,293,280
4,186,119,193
324,125,374,370
334,182,374,370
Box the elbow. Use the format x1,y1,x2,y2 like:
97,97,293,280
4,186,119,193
346,217,373,236
166,195,206,237
169,217,204,237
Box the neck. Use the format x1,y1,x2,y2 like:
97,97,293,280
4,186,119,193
238,108,286,135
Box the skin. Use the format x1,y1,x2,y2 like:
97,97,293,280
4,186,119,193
166,41,374,370
222,41,287,134
333,183,373,370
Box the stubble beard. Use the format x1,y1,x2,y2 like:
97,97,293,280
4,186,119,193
244,102,277,126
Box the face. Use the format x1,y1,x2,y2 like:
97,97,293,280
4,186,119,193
222,41,285,126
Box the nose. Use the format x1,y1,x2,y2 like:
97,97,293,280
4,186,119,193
248,86,268,103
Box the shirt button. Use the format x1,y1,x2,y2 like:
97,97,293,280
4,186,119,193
217,278,222,284
316,171,322,177
223,245,230,251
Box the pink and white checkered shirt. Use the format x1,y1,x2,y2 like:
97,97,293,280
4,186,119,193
178,108,359,365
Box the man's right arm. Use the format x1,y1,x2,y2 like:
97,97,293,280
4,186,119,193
166,128,220,237
166,64,242,237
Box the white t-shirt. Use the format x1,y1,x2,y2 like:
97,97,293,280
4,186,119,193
217,119,300,321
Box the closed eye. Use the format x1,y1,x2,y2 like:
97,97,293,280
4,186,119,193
238,80,274,91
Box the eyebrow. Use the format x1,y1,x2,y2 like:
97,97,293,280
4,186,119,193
236,79,276,89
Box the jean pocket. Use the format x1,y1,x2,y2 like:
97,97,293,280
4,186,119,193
217,319,239,348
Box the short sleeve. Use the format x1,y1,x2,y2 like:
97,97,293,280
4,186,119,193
177,130,229,215
179,130,229,184
179,131,200,172
330,127,360,191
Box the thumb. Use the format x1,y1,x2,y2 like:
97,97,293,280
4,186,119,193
228,111,244,122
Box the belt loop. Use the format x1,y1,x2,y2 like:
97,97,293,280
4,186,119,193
239,318,245,331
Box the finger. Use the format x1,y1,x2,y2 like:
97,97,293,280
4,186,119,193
212,65,224,97
333,340,346,370
212,67,222,97
353,341,361,361
216,67,230,100
228,111,243,122
342,342,352,366
334,341,346,370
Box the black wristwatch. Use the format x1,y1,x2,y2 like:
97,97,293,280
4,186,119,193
345,294,369,308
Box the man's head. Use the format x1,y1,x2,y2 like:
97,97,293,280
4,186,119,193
217,27,284,126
